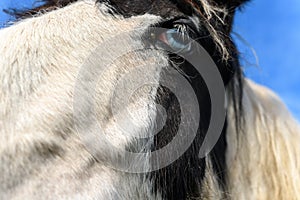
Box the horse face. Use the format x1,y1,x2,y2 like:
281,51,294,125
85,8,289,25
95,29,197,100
0,0,249,199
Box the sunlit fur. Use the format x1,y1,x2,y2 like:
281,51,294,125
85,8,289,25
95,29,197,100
0,0,299,199
226,79,300,200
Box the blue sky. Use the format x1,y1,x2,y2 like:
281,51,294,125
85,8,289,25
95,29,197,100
0,0,300,120
233,0,300,121
0,0,43,27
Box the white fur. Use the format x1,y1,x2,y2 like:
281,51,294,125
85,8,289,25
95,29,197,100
226,79,300,200
0,1,165,199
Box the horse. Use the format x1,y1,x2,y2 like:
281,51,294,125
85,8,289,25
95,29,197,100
0,0,299,199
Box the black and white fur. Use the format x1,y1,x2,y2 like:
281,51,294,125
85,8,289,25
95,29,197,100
0,0,299,199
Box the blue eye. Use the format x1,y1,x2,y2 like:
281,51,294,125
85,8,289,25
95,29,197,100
158,28,192,53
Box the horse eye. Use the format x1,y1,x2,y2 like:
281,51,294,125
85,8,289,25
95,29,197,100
158,28,191,53
149,18,198,54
